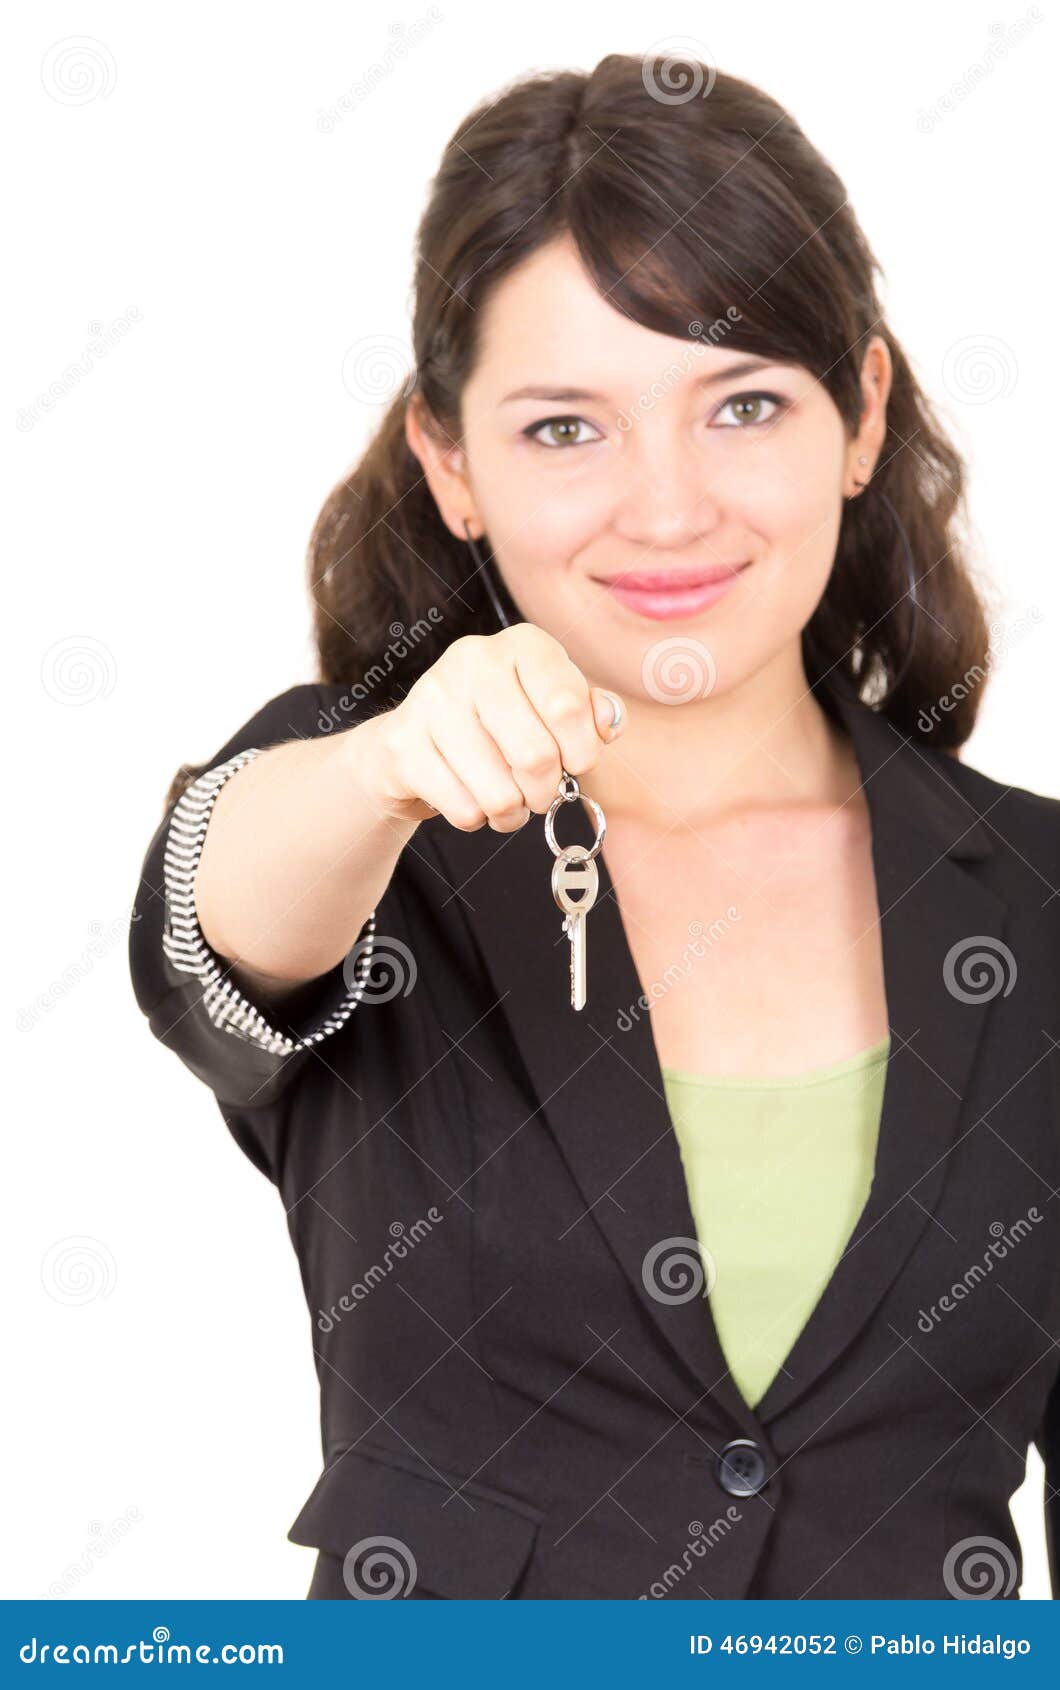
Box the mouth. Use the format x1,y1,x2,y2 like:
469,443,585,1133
590,562,752,621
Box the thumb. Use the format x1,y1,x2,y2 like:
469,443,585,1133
591,687,625,741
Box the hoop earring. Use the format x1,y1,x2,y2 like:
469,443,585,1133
877,489,922,699
463,519,517,632
844,472,922,701
851,451,871,490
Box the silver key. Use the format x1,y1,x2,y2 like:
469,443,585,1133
551,845,599,1010
544,771,607,1012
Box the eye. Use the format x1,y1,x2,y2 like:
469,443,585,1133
523,416,603,449
712,391,787,428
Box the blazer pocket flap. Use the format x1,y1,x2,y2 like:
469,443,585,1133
287,1440,544,1599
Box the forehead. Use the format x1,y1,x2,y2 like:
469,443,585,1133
470,236,684,383
467,234,805,402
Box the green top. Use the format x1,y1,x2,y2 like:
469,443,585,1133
662,1035,890,1411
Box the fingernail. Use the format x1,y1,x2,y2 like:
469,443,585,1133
595,689,624,739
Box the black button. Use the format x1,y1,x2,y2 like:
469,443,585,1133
716,1438,769,1496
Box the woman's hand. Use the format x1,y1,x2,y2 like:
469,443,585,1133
354,625,625,831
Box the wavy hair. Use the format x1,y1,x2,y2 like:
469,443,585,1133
168,52,991,806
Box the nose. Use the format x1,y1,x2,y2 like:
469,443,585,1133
610,437,725,552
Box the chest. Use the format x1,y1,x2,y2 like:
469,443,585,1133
598,804,890,1077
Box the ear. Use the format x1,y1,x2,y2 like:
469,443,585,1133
843,335,893,498
404,395,483,540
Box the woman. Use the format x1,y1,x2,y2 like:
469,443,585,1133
129,53,1059,1600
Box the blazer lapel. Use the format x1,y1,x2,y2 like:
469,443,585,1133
753,677,1007,1422
428,780,757,1432
425,673,1007,1435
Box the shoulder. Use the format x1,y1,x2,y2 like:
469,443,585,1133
215,681,341,752
204,680,374,765
918,739,1060,896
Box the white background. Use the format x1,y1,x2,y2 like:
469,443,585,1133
8,0,1058,1600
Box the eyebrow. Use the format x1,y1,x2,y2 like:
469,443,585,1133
499,357,783,405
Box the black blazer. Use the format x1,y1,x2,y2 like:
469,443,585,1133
129,671,1060,1600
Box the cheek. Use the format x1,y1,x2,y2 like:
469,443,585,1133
760,483,843,582
734,415,844,526
480,449,611,592
735,421,847,591
710,503,842,693
693,435,846,686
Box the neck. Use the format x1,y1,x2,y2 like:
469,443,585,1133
579,644,860,831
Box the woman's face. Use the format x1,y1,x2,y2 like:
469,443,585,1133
415,233,887,704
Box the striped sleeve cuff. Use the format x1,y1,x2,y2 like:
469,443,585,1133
160,747,377,1056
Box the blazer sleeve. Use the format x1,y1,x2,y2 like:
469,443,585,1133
1028,793,1060,1599
1038,1359,1060,1598
128,682,379,1114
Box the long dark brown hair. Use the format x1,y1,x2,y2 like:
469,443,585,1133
168,52,991,808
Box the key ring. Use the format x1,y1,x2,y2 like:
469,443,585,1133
544,772,607,860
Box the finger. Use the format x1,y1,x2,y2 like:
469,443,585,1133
399,737,525,833
512,647,610,779
427,709,535,830
471,663,566,814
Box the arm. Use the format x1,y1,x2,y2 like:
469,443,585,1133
132,638,622,1116
192,717,419,1006
130,684,420,1112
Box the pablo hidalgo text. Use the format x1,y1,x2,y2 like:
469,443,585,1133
870,1635,1030,1658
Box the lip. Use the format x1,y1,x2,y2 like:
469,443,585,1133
592,562,751,621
